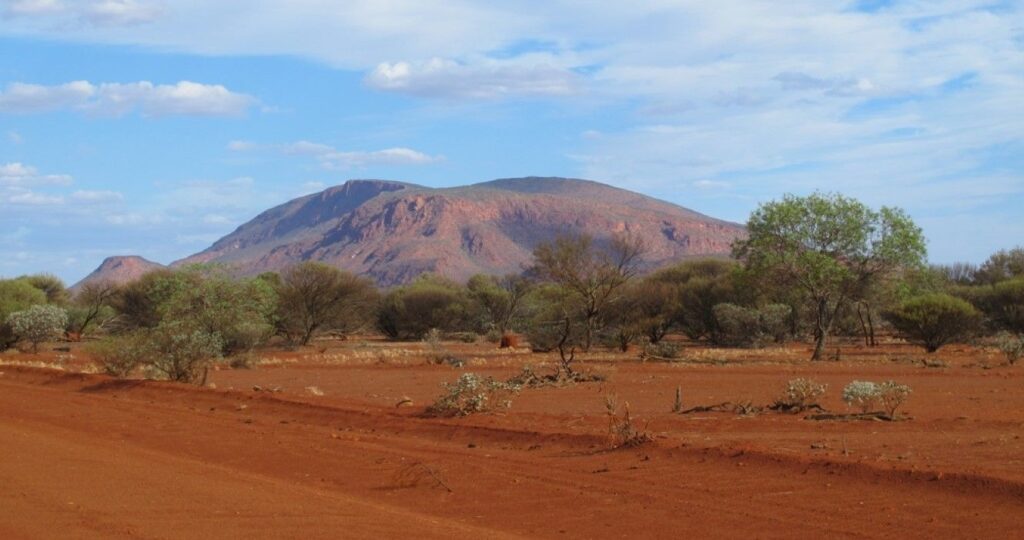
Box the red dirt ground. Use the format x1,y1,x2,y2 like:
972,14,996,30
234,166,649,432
1,339,1022,538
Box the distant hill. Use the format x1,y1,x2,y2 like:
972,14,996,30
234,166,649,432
71,256,165,291
168,177,745,285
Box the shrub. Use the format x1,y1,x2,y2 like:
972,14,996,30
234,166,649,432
143,323,223,384
378,275,478,340
995,332,1024,365
275,262,379,345
842,380,912,417
643,339,680,359
885,293,982,353
7,304,68,353
712,303,791,348
425,373,520,416
87,333,150,378
842,380,879,413
877,381,912,417
0,278,47,351
774,378,827,412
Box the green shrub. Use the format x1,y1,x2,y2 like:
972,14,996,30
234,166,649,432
712,303,791,347
87,333,151,378
143,322,223,384
885,293,982,352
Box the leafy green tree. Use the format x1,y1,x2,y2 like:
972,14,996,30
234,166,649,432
274,262,378,345
733,193,926,360
466,273,532,335
377,275,476,340
112,269,197,329
521,283,587,376
19,273,69,305
159,269,277,354
531,233,645,351
7,304,68,353
645,259,741,341
885,293,982,353
972,277,1024,333
0,279,47,350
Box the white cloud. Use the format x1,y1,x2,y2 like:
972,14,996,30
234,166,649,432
3,0,63,17
365,57,578,99
230,139,443,169
3,0,162,26
80,0,162,26
8,190,64,205
71,189,123,203
0,80,257,117
0,162,73,186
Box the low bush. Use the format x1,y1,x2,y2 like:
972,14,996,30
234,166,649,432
87,333,150,378
772,378,827,412
885,293,982,353
425,373,520,417
842,380,912,417
712,303,791,348
995,332,1024,365
6,304,68,353
642,339,680,360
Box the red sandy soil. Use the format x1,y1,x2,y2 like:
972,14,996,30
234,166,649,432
1,339,1023,538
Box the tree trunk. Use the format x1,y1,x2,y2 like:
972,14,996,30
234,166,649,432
811,298,829,361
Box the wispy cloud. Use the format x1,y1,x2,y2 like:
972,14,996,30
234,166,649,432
365,57,579,99
3,0,163,26
0,80,257,117
230,140,444,169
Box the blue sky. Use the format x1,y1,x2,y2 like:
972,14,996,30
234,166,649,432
1,0,1022,284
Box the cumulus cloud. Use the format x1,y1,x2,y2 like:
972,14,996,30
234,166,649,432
230,140,443,169
0,80,257,117
7,190,64,205
365,57,579,99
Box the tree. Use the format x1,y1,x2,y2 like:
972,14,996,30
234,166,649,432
275,262,379,346
377,275,475,340
19,274,69,305
972,277,1024,333
7,304,68,353
647,259,739,342
160,269,277,354
733,193,926,360
111,269,196,329
69,281,118,337
466,273,532,335
975,247,1024,285
885,293,982,353
0,279,47,350
531,233,645,351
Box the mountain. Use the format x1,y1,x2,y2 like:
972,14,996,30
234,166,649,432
173,177,746,285
71,256,165,290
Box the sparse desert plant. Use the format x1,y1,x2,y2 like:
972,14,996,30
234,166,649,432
995,332,1024,365
604,394,651,447
876,381,912,418
426,373,520,417
7,304,68,353
642,339,680,360
772,378,827,413
86,332,151,378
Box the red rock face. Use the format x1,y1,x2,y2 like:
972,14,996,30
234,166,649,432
71,256,165,290
172,177,746,285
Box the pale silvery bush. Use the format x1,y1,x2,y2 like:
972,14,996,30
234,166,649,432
7,304,68,353
842,380,879,413
842,380,912,417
